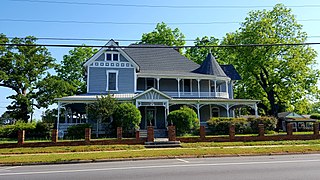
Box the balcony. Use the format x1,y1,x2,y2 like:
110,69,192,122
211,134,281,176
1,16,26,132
162,91,229,99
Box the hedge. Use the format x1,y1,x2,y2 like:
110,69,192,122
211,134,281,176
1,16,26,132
0,121,52,139
65,124,91,139
206,116,277,135
310,114,320,120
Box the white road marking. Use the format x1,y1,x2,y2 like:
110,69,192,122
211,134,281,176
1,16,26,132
1,159,320,176
176,159,189,163
0,166,19,171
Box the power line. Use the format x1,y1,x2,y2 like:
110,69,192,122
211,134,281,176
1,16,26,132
6,36,320,43
9,0,320,9
0,18,240,25
1,42,320,48
1,18,320,26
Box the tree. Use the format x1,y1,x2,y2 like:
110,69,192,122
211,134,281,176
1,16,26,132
56,47,98,95
139,22,186,53
185,36,220,64
87,95,117,137
113,103,141,135
0,34,57,122
167,106,199,135
220,4,319,116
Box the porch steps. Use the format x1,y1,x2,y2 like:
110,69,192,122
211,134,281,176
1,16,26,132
139,129,168,138
144,138,181,148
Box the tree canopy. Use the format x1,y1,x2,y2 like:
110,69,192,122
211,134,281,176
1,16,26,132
185,36,221,64
139,22,186,53
56,47,98,94
0,34,57,122
220,4,319,116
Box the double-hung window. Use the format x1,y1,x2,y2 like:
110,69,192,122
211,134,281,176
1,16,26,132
106,70,118,91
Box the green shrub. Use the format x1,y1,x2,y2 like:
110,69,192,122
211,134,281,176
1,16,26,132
65,124,91,139
0,121,36,138
113,103,142,136
206,118,248,135
26,122,53,140
206,116,277,135
247,116,277,133
310,114,320,120
167,106,199,136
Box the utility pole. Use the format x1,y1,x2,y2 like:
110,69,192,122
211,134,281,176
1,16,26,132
30,99,34,123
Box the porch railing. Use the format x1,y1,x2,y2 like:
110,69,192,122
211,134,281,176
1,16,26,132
162,91,229,98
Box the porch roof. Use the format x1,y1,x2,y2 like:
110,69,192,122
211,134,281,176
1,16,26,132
55,93,136,103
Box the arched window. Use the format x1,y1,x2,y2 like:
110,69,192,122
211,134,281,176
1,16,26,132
211,107,220,117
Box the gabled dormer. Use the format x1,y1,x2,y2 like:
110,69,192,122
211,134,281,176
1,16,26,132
84,40,139,94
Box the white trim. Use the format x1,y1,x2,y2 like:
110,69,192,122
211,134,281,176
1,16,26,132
106,70,119,91
133,88,172,100
134,68,137,93
137,73,231,81
87,66,90,93
89,62,134,69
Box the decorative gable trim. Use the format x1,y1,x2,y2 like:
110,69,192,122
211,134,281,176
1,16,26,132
133,88,172,100
83,39,140,71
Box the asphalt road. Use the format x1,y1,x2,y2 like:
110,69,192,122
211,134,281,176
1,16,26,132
1,154,320,180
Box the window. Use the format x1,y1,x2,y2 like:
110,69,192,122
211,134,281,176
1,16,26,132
106,70,118,91
211,107,220,117
183,79,191,92
146,78,155,89
106,53,112,61
105,52,119,61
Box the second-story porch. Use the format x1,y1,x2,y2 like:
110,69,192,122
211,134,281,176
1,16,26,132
136,73,232,99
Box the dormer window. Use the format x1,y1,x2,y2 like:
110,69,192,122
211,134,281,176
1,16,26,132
105,52,119,61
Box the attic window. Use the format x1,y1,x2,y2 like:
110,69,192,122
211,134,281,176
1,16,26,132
105,52,119,61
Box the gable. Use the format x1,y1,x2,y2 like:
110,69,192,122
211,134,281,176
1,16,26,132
133,88,171,100
84,40,139,70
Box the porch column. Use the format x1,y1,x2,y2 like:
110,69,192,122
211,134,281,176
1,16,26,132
197,79,200,97
225,81,229,96
57,102,61,131
208,80,211,97
196,104,201,121
226,103,230,118
64,109,68,123
177,78,181,97
214,80,217,97
254,103,259,118
165,103,169,127
85,103,88,123
157,78,160,90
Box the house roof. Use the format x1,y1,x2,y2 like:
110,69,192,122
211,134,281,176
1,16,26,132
221,65,242,80
123,44,241,80
123,44,199,72
193,53,227,77
278,112,306,119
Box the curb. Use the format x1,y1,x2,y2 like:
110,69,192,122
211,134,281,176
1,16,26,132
1,151,320,167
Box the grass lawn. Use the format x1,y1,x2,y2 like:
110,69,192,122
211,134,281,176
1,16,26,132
1,139,320,165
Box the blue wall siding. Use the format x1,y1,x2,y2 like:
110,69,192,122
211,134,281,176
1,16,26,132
88,67,135,93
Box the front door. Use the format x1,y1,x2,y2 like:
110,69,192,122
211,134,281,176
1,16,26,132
146,108,156,128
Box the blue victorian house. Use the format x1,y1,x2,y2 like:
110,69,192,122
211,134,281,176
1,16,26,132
56,40,259,137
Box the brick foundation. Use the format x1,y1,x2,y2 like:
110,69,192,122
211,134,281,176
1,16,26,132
168,125,176,141
147,126,154,142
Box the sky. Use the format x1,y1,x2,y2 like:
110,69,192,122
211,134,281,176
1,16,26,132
1,0,320,120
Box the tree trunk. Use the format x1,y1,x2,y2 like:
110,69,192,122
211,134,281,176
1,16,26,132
267,90,278,117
